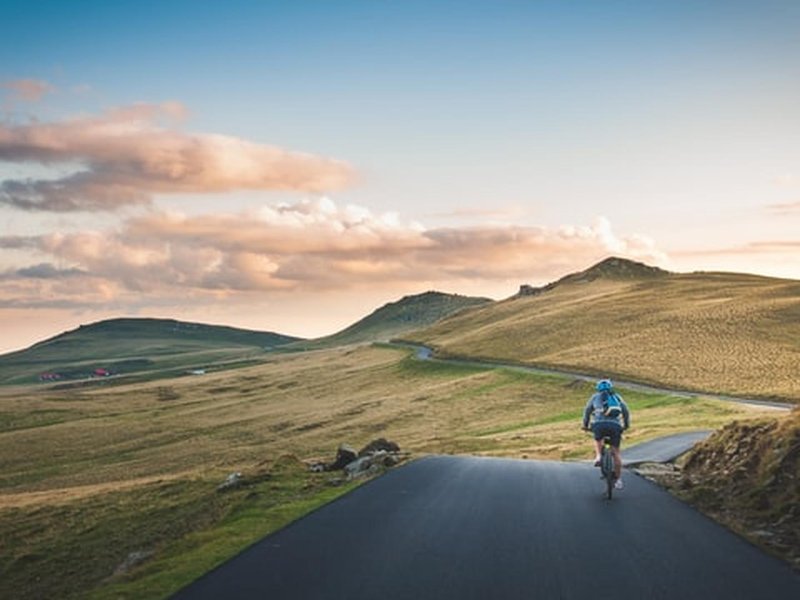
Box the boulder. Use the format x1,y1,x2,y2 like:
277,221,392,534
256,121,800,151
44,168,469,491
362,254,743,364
344,455,375,477
344,450,401,479
326,444,358,471
345,453,387,480
358,438,400,457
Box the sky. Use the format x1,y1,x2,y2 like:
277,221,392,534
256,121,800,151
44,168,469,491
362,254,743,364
1,0,799,353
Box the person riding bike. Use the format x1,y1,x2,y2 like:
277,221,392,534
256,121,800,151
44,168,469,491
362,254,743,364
582,379,630,489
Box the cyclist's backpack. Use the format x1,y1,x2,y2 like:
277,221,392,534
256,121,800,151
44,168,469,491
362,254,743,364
601,391,623,418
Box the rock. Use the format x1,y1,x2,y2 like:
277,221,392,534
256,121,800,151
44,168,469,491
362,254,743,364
345,455,387,480
382,453,400,467
344,450,400,479
217,472,243,492
358,438,400,457
344,455,375,477
326,444,358,471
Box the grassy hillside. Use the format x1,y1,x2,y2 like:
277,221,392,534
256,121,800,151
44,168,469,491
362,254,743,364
287,290,491,349
0,344,780,598
0,318,301,385
403,258,800,402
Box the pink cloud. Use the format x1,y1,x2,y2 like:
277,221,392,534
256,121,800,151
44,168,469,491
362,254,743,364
0,199,667,309
767,201,800,214
674,240,800,257
2,79,54,102
0,103,354,211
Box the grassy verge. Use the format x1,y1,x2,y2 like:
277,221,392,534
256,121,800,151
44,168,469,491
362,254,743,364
91,457,361,599
1,457,360,600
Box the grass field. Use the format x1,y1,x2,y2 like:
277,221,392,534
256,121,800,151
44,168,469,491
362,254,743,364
404,271,800,402
0,343,781,599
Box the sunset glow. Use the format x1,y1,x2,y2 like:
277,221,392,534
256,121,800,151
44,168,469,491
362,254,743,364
1,1,798,352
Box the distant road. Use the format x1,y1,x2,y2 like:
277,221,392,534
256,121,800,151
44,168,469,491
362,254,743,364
172,455,800,599
395,342,793,411
622,431,713,465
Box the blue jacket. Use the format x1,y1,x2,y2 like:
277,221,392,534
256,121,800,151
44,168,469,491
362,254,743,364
582,391,630,429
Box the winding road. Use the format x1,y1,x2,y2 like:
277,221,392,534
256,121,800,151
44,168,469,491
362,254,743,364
173,455,799,599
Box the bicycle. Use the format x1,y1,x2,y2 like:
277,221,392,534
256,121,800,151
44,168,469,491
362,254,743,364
598,435,617,500
584,429,618,500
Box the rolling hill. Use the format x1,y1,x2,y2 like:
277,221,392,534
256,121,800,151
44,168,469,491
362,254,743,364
0,318,301,385
286,290,492,349
0,292,492,385
402,257,800,402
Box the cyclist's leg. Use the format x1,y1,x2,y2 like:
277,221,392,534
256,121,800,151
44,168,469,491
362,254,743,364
611,445,622,480
590,423,604,462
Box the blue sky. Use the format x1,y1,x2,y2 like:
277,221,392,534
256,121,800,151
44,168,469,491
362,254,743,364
1,1,799,350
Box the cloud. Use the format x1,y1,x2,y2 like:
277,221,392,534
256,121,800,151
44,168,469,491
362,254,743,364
2,79,54,102
0,235,40,249
0,103,354,211
767,201,800,214
0,198,667,310
13,263,87,279
426,205,527,221
675,240,800,257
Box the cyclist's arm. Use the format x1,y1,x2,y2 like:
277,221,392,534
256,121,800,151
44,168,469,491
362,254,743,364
621,401,630,430
581,399,593,429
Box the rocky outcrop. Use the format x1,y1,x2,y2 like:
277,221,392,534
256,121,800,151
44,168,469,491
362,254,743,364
326,444,359,471
310,439,403,478
515,257,671,298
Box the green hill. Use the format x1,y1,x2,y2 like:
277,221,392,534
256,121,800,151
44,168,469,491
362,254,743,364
0,318,301,385
289,291,493,350
404,257,800,402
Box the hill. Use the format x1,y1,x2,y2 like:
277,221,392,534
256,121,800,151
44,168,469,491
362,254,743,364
516,256,669,296
0,318,301,385
403,257,800,402
288,291,492,349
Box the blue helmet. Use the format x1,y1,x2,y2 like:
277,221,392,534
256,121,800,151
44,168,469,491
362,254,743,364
596,379,613,392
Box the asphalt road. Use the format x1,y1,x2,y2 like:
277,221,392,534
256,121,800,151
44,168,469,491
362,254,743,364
172,455,800,600
621,430,713,466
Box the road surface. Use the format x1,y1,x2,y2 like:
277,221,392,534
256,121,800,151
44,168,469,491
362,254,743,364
172,455,800,599
622,430,713,466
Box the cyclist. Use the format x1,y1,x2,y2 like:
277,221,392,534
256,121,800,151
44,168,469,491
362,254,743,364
582,379,630,489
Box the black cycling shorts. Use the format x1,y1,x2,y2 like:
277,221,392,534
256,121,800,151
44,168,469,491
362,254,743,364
592,421,623,448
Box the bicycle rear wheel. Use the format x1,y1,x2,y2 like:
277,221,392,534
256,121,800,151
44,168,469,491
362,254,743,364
602,448,615,500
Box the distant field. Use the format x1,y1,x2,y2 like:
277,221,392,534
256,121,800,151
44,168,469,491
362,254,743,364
404,272,800,402
0,344,779,599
